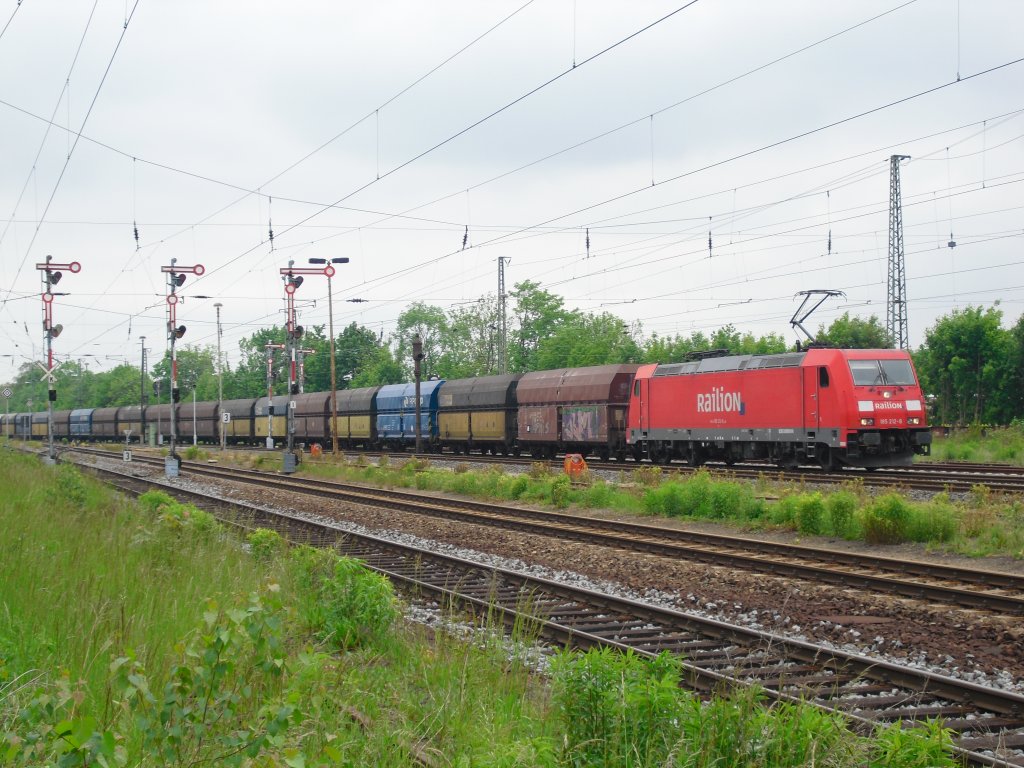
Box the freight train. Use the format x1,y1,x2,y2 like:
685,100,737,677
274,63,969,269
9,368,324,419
2,347,931,469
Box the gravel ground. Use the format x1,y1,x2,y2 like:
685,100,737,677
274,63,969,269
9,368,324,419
79,450,1024,693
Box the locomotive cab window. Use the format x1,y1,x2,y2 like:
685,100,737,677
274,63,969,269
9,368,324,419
818,367,830,388
633,381,641,397
848,358,917,386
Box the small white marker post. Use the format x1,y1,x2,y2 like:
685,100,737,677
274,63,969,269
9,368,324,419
123,429,133,462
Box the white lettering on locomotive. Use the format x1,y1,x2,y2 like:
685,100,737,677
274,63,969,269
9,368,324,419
874,401,904,410
696,387,744,415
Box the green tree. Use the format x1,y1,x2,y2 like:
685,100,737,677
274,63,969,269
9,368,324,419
915,305,1009,424
229,327,288,399
816,312,891,348
509,280,570,373
151,346,216,401
349,345,404,387
1002,314,1024,422
394,302,448,379
642,325,786,363
535,312,642,369
332,322,387,388
439,295,502,378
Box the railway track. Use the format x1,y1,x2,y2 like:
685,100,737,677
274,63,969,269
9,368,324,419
333,448,1024,494
77,458,1024,767
68,446,1024,617
44,439,1024,493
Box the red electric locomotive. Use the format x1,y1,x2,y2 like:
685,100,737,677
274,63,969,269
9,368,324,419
626,348,931,469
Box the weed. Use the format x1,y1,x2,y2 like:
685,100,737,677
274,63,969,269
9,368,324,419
862,493,912,545
795,492,826,535
550,475,572,508
289,547,398,650
247,527,285,560
527,461,551,479
183,444,206,461
630,465,663,487
827,491,859,537
869,719,957,767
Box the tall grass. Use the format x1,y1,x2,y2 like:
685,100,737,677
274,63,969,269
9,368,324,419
550,647,958,768
0,456,269,705
926,423,1024,465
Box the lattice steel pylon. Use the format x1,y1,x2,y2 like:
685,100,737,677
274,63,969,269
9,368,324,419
887,154,911,349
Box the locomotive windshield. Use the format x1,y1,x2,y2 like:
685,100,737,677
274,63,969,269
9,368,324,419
848,358,917,386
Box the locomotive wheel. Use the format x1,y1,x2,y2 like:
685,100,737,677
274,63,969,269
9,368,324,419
598,447,610,461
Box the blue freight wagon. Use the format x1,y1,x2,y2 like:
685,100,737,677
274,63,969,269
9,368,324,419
70,408,95,437
375,380,444,450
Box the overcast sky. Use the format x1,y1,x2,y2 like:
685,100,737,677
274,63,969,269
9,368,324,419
1,0,1022,378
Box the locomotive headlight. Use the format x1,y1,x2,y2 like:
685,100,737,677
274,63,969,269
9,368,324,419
907,417,920,425
860,418,875,426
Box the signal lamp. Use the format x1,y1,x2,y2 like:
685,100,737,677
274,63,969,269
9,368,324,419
292,276,304,288
172,387,180,403
293,324,304,338
49,323,63,339
49,389,57,402
290,382,299,395
174,325,187,339
48,271,62,285
173,273,187,287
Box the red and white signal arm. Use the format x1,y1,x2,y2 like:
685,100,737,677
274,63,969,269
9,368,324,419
324,264,336,278
161,263,204,275
35,261,81,273
167,294,179,305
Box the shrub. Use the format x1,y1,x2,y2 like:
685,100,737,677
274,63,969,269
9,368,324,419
247,528,285,560
906,493,958,543
827,491,859,537
453,462,470,474
550,475,572,508
795,492,826,535
183,444,205,461
320,557,398,650
768,495,800,527
527,461,551,479
862,493,912,545
581,480,613,509
551,648,685,768
630,465,662,487
498,474,530,501
642,480,687,517
137,489,177,514
289,546,397,650
52,464,89,506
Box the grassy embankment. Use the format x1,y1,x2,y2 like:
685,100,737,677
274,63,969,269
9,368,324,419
0,448,960,766
925,423,1024,465
281,452,1024,559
